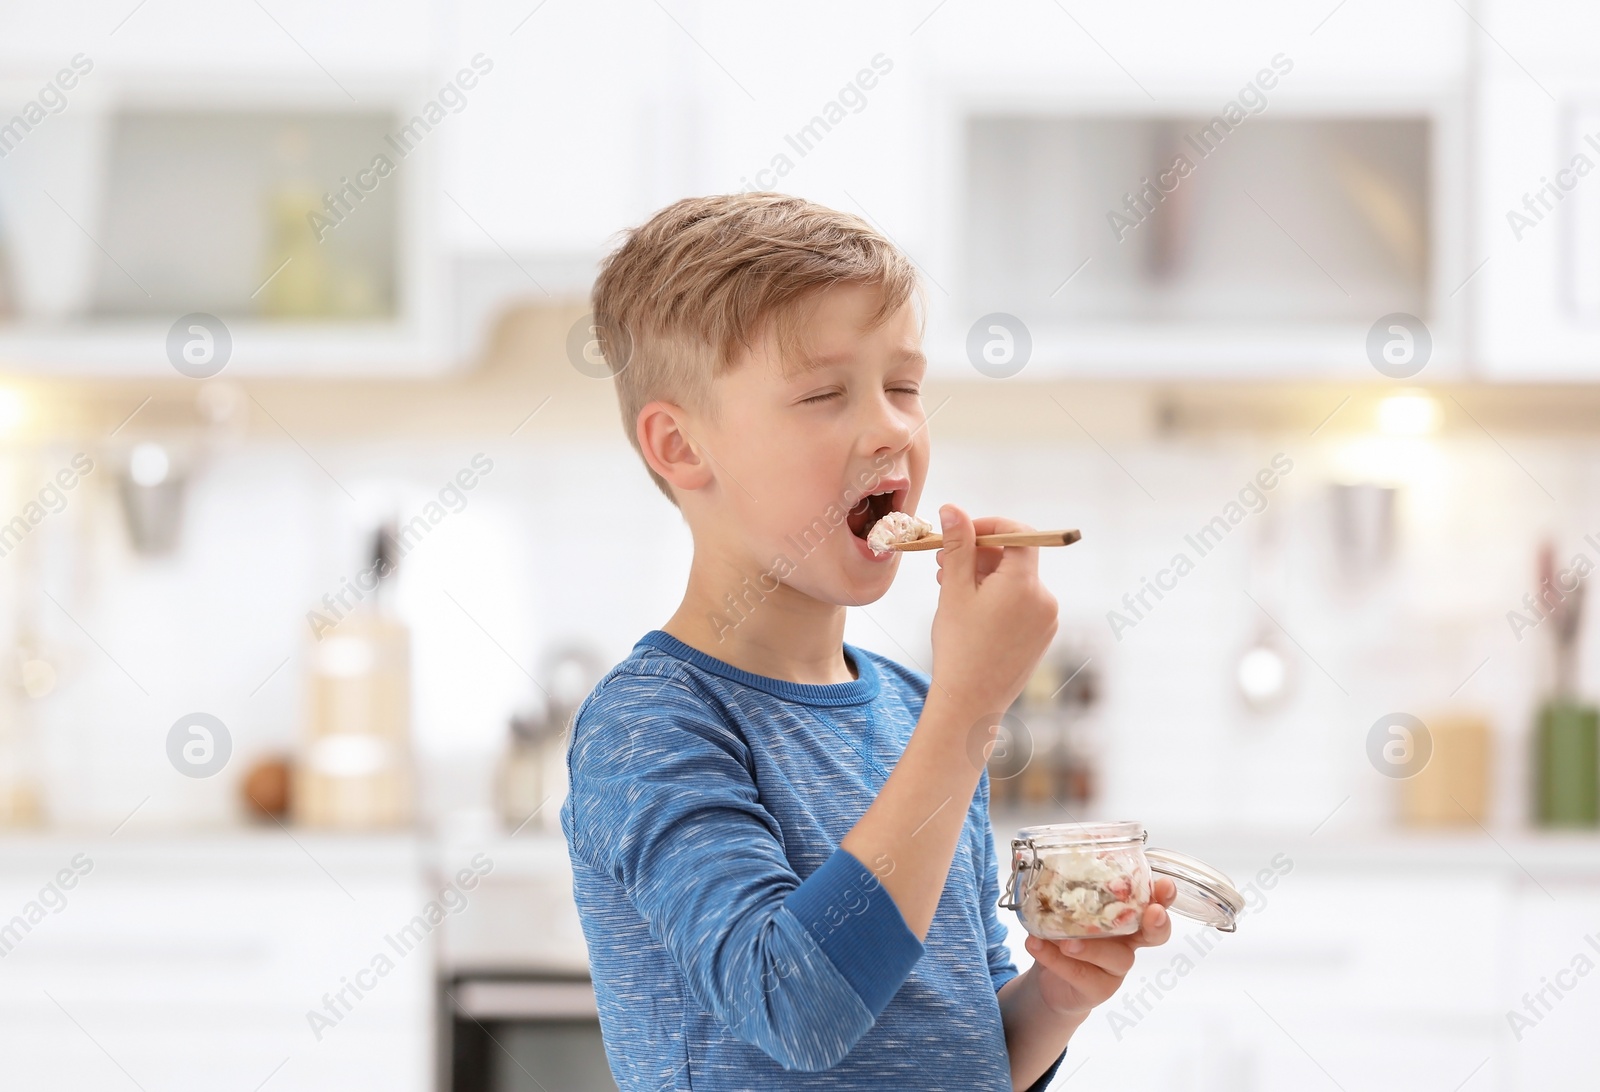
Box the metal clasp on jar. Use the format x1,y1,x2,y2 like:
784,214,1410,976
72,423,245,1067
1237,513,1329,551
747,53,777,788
996,836,1037,911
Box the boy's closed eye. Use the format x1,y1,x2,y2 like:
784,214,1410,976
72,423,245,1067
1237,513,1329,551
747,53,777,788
798,385,922,405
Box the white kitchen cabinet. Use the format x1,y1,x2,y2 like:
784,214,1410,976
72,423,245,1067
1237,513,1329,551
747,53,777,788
939,103,1467,381
1478,0,1600,68
1441,0,1600,380
1029,870,1506,1091
0,3,460,377
910,0,1465,97
0,86,453,377
898,0,1472,380
1503,883,1600,1091
0,0,439,75
1473,65,1600,380
0,825,1591,1090
444,0,695,259
0,835,433,1092
446,0,930,254
987,826,1600,1091
0,0,1490,378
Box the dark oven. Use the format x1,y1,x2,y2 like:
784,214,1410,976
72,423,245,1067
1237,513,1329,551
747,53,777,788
447,975,618,1092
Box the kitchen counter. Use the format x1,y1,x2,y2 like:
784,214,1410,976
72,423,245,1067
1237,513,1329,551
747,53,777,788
0,828,424,875
5,819,1600,878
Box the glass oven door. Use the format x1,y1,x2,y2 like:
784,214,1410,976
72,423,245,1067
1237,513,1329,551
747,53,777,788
447,976,618,1092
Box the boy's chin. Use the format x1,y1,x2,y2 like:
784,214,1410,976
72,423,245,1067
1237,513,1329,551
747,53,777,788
796,563,899,607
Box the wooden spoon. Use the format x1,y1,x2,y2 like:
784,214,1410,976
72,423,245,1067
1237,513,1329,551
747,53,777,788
888,529,1081,552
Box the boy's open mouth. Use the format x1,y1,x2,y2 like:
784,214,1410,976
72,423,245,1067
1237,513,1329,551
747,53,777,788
847,487,906,541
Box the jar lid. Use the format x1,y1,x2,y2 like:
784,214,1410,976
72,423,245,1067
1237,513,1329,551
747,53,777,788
1146,847,1245,932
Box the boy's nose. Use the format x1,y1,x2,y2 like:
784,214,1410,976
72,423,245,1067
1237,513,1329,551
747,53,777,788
860,393,917,453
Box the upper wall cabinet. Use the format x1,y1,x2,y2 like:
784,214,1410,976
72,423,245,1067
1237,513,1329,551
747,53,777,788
895,0,1471,379
0,2,458,376
0,1,440,74
940,106,1455,380
1472,0,1600,380
449,0,1478,382
0,0,1524,380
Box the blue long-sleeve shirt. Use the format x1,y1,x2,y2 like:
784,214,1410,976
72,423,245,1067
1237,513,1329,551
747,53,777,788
560,629,1068,1090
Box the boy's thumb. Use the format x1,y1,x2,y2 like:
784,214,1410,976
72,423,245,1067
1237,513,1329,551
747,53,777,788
938,504,976,584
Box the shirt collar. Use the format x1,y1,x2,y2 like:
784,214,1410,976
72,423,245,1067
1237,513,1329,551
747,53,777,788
635,629,881,707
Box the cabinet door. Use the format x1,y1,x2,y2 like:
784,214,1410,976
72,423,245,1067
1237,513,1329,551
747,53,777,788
445,0,680,257
0,0,437,74
1474,0,1600,378
1504,883,1600,1092
901,0,1469,380
0,844,433,1092
911,0,1464,96
1475,67,1600,379
1004,868,1509,1091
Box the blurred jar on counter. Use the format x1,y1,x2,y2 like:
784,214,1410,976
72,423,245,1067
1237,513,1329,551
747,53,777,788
497,707,563,834
1399,714,1492,825
496,645,605,834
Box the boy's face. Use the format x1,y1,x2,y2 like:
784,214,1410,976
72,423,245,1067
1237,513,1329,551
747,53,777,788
686,282,930,607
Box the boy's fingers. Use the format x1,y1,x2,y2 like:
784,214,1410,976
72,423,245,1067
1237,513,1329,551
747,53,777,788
1128,902,1173,950
936,504,977,589
1042,936,1135,978
1025,936,1119,994
968,516,1040,579
968,516,1032,537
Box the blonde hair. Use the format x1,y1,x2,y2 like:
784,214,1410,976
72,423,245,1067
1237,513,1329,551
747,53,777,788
591,192,923,505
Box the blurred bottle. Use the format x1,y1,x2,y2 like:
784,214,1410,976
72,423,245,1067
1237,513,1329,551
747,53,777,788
260,188,333,319
259,124,331,319
294,521,414,829
1535,703,1598,826
1530,542,1598,827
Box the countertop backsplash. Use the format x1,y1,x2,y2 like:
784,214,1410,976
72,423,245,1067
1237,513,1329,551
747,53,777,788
12,426,1597,838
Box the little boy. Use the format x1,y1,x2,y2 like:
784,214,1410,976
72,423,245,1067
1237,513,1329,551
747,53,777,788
560,193,1175,1090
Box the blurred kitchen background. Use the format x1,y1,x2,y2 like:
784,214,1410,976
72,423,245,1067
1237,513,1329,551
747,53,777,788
3,1,1600,1089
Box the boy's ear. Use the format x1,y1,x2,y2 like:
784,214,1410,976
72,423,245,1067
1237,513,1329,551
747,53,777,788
637,400,714,493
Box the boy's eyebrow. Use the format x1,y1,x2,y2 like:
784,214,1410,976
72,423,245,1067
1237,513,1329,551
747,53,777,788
792,346,927,374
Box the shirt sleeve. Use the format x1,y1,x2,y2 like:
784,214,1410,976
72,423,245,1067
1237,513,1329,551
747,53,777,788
564,671,925,1073
977,772,1069,1091
977,770,1021,993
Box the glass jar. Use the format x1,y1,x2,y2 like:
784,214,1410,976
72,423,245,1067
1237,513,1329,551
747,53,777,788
999,820,1244,940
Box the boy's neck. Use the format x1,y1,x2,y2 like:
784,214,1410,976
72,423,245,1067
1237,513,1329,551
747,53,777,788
661,557,858,686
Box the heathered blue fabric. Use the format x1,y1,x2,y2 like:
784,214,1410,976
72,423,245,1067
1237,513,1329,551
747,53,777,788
560,629,1069,1090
